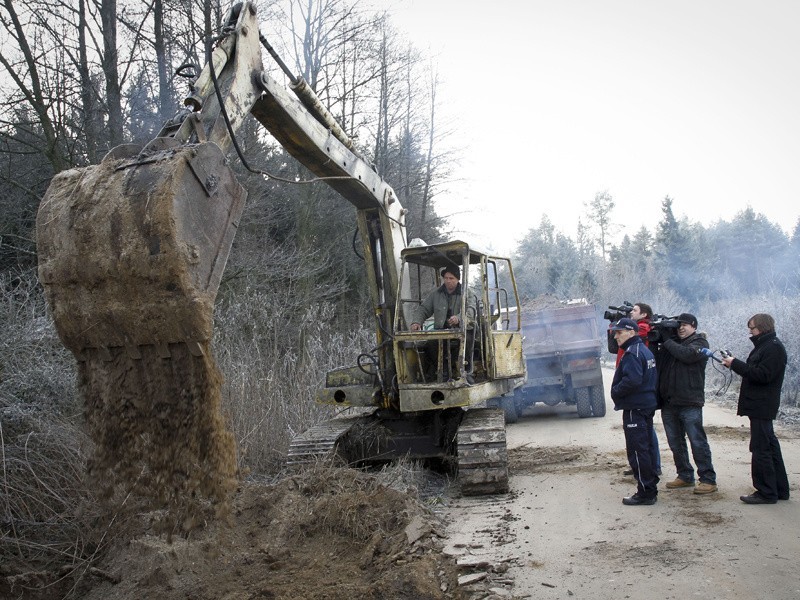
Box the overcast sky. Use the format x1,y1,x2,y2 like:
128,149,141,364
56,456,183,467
387,0,800,255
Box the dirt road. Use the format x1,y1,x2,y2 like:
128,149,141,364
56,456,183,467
444,366,800,599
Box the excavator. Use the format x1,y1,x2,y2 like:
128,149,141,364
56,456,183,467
36,2,525,495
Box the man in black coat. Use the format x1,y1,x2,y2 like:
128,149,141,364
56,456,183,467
656,313,717,495
722,313,790,504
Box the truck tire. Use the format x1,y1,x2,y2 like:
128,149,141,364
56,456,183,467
575,387,593,418
501,395,519,424
589,385,606,418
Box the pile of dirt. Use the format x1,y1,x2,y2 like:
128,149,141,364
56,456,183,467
79,345,237,529
53,466,461,600
519,293,566,312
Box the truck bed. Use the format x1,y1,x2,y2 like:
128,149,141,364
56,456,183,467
521,304,601,357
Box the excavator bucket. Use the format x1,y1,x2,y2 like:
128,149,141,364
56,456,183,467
36,138,244,516
37,138,246,358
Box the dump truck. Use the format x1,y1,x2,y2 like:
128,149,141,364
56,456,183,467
492,301,606,423
36,2,525,496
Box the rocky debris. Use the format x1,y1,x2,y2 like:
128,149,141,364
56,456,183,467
3,466,465,600
440,492,521,600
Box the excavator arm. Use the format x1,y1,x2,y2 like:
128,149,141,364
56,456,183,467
37,2,406,404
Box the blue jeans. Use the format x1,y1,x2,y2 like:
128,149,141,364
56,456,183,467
661,405,716,485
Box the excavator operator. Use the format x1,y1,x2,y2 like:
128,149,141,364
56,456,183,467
409,265,471,331
410,265,476,381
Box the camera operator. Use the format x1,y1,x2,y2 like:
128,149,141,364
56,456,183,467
655,313,718,495
721,313,790,504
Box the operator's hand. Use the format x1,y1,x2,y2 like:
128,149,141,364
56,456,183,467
447,315,460,327
721,355,735,368
411,322,421,331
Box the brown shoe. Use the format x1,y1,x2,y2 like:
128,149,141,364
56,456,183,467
665,478,694,489
694,482,718,494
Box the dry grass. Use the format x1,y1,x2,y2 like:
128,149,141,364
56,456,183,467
213,288,375,475
0,273,136,594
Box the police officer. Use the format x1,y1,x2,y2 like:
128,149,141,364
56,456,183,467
610,318,659,505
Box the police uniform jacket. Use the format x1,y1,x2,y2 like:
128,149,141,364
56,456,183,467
611,335,657,411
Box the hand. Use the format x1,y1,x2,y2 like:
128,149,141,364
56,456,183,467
411,322,421,331
721,355,734,368
447,315,460,327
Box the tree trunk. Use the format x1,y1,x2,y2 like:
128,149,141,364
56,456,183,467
100,0,123,148
153,0,172,123
78,0,100,163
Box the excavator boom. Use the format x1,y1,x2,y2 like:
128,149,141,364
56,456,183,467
38,2,405,380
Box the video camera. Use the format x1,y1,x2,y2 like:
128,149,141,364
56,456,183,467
604,301,634,322
647,314,680,345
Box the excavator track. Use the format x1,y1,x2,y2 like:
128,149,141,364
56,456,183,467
457,408,509,496
286,415,366,466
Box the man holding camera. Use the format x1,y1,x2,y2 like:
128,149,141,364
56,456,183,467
656,313,718,494
609,318,659,505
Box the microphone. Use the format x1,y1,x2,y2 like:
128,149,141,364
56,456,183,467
698,347,722,363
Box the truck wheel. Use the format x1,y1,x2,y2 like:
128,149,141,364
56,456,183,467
501,395,519,424
589,385,606,417
575,388,592,418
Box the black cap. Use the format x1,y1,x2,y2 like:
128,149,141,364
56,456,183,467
441,265,461,280
676,313,698,328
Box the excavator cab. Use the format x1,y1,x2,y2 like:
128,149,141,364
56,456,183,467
391,241,525,413
315,241,525,414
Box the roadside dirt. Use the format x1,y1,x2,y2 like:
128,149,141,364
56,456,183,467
442,366,800,599
3,466,462,600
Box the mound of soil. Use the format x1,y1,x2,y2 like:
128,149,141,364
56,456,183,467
62,467,462,600
80,344,237,529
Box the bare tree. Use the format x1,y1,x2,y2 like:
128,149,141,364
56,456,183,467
0,0,69,173
585,190,616,261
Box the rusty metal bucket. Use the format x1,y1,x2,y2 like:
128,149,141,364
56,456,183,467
36,138,246,360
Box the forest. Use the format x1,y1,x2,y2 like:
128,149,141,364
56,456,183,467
2,0,799,589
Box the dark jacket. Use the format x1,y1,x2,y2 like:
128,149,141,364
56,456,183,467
731,331,787,420
656,332,709,408
611,335,657,411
